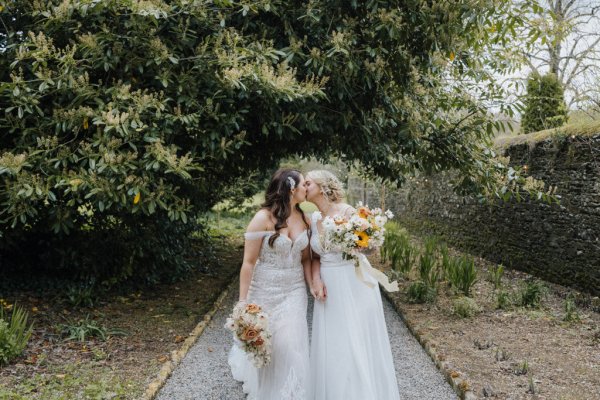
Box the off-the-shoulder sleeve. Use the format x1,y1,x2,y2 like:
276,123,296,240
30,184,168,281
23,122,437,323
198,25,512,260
244,231,273,241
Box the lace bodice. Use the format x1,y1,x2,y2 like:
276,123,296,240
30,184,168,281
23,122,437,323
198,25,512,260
245,230,309,317
244,230,309,269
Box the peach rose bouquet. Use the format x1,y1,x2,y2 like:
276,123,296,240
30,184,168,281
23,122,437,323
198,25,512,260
321,202,394,260
224,302,272,367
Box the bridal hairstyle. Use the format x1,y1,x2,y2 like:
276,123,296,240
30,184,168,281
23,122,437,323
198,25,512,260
305,170,345,203
262,168,310,247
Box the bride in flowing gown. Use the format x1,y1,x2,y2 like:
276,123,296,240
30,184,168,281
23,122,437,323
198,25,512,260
227,168,314,400
305,170,400,400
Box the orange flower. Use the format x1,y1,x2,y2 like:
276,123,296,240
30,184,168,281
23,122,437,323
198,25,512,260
355,231,370,248
240,327,260,341
357,206,371,219
253,337,265,346
334,218,347,225
245,303,261,314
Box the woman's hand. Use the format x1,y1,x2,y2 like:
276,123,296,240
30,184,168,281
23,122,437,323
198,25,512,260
311,279,327,302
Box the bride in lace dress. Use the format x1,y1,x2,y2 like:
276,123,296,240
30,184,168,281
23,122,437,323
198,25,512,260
228,168,314,400
305,170,400,400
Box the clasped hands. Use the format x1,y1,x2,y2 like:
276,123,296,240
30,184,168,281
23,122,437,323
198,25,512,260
310,279,327,302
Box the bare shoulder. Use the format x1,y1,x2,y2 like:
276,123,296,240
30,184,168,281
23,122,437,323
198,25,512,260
246,208,273,232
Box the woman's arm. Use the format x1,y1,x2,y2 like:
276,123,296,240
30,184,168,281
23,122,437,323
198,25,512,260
311,255,326,301
301,246,313,295
238,210,269,302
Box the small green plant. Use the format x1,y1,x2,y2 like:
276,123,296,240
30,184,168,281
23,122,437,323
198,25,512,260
424,235,440,256
397,243,415,276
518,280,547,308
448,256,478,297
0,305,34,366
439,244,452,281
61,316,127,342
527,374,538,394
496,290,513,310
418,251,440,289
495,347,511,361
488,264,504,290
514,359,529,375
381,227,415,276
563,294,580,322
451,296,481,318
92,348,108,361
407,281,436,304
65,283,98,308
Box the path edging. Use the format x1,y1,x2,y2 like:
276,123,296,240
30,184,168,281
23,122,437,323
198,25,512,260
143,278,238,400
381,287,477,400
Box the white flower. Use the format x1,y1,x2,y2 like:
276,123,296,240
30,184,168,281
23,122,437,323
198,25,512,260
322,216,335,230
385,210,394,219
348,215,362,226
374,216,386,227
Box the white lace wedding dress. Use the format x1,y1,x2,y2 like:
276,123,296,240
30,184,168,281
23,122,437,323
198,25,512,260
228,230,310,400
309,212,400,400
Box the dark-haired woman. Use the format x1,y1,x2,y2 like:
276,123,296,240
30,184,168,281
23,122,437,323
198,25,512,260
228,169,313,400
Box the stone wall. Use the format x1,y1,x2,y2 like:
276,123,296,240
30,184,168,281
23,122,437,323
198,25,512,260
353,134,600,295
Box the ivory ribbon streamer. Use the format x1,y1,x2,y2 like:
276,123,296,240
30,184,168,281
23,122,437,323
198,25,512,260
354,254,399,292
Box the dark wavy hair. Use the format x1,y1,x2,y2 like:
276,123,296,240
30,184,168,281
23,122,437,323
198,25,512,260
262,169,309,247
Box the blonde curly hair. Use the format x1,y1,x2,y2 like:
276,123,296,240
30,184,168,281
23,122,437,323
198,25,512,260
306,170,345,203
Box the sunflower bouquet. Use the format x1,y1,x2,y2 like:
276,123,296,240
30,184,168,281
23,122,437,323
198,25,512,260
224,302,272,368
321,202,394,260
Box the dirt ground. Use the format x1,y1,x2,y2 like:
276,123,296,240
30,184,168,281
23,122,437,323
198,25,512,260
0,236,243,399
2,229,598,400
376,239,600,400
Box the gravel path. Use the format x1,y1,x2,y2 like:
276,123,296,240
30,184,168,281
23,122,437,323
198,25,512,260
156,284,457,400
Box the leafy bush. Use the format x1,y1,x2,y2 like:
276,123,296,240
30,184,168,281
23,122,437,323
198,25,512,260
65,282,98,308
0,305,33,366
1,214,208,291
522,73,568,134
496,290,513,310
488,264,505,290
563,294,580,322
447,256,478,297
418,250,440,290
407,281,437,304
451,296,481,318
0,1,556,283
381,224,415,276
517,280,547,308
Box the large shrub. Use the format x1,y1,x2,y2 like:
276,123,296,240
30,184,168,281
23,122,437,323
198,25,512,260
521,73,568,134
0,1,549,282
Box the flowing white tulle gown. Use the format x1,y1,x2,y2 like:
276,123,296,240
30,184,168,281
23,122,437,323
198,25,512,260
228,230,310,400
309,212,400,400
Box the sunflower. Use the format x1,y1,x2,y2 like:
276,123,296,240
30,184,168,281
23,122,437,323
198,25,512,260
355,231,370,248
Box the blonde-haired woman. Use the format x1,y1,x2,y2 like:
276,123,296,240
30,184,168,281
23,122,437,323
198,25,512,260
305,170,400,400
